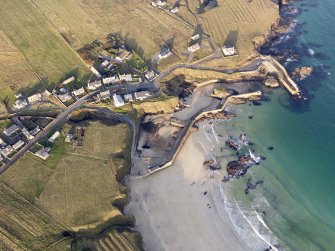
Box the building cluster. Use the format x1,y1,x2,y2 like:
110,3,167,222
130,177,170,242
97,89,151,108
13,91,51,110
0,117,42,164
53,80,88,103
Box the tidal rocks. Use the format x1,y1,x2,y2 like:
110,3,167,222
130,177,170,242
203,159,215,169
245,179,264,194
203,159,221,170
226,155,256,177
252,101,262,106
292,66,313,80
225,138,240,151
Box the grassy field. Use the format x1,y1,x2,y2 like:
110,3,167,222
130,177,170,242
0,119,140,250
0,156,54,203
32,121,132,229
0,0,89,96
0,31,39,92
196,0,279,63
0,182,67,251
30,0,194,60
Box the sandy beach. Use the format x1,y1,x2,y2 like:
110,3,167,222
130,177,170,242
125,125,249,251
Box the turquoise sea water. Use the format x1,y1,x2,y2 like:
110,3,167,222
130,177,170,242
216,1,335,250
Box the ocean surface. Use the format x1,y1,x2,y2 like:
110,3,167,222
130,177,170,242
213,1,335,250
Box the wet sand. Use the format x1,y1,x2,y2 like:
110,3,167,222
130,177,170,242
125,127,249,251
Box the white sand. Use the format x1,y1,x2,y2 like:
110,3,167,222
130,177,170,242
125,129,249,251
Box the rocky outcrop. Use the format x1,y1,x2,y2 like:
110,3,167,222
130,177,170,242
203,159,221,170
211,87,230,99
226,155,256,177
265,76,280,88
292,66,313,80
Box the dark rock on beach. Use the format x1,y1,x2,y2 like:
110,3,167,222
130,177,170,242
245,179,264,194
226,155,256,177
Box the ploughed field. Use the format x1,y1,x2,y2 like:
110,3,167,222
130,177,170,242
0,120,140,250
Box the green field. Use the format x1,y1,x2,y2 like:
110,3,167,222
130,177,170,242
0,0,89,94
0,182,67,251
0,119,141,250
29,0,193,60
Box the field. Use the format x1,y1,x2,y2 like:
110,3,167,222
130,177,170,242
0,182,67,251
0,119,140,250
29,0,194,60
73,228,143,251
0,0,89,96
162,0,279,67
0,156,54,203
0,31,39,92
195,0,279,63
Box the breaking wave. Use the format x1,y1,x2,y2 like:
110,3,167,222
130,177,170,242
218,184,283,251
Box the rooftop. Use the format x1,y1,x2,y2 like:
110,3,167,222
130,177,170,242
3,124,20,136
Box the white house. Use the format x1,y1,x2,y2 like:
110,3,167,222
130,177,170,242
15,93,23,99
1,145,13,157
119,74,133,82
27,93,42,103
3,124,20,137
152,0,166,7
135,91,150,101
103,76,118,85
29,126,41,136
191,34,200,41
222,46,237,56
113,94,125,107
188,43,200,52
101,59,110,68
58,93,72,103
87,80,102,90
98,90,111,101
159,48,172,59
22,128,34,141
12,140,24,150
13,99,28,109
124,94,134,102
35,147,51,160
62,76,75,85
171,6,179,13
90,66,102,78
145,70,157,82
72,87,86,97
48,131,60,143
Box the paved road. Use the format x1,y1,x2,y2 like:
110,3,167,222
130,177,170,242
154,56,263,87
0,91,98,174
0,82,157,174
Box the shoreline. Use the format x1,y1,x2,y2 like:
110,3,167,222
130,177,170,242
125,1,299,250
125,125,250,251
